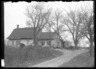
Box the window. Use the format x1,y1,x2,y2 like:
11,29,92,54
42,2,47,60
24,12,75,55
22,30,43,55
42,41,45,45
16,40,20,46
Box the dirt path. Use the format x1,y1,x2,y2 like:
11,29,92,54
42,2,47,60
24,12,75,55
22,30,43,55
30,49,88,67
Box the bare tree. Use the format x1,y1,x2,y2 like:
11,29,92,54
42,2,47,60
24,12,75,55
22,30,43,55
79,9,94,56
25,3,51,46
62,2,94,56
74,2,94,56
47,9,68,47
61,9,84,48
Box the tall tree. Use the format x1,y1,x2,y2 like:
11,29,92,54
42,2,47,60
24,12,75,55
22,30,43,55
75,2,94,56
61,9,84,48
25,3,51,46
62,2,94,56
79,9,94,56
47,9,68,47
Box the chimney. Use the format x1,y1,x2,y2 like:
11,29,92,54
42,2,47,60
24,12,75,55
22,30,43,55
17,25,19,28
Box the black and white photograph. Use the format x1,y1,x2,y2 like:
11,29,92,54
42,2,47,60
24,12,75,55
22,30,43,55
4,1,94,67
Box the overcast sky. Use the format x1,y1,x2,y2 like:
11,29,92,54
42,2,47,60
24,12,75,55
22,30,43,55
4,1,93,40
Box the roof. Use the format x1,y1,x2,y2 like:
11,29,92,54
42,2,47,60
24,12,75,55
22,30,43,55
7,27,55,40
38,32,55,40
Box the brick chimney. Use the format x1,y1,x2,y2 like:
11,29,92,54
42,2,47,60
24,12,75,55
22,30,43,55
17,25,19,28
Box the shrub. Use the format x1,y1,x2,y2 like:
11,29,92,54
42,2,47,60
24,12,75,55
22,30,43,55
19,43,25,48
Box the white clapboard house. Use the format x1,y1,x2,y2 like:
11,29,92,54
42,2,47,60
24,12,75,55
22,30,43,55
7,25,63,47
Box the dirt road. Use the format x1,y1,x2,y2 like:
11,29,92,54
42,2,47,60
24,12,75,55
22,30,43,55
30,49,88,67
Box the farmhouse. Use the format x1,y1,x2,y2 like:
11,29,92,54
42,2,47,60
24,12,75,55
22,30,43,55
7,25,62,47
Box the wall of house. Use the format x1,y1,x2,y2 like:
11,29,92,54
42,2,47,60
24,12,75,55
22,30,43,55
20,39,34,46
7,40,16,46
7,33,62,47
20,40,28,45
16,40,20,46
51,39,62,47
51,40,57,47
28,40,34,46
8,39,70,48
13,41,16,46
38,40,50,47
43,41,49,47
7,40,12,46
8,39,34,46
38,39,62,47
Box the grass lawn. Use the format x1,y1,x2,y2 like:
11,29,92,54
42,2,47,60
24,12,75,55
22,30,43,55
60,51,94,67
4,45,63,67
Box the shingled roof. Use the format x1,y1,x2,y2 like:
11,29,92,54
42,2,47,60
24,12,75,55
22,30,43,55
7,27,55,40
38,32,55,40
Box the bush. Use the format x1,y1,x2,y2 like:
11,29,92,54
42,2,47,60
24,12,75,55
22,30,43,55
20,43,25,48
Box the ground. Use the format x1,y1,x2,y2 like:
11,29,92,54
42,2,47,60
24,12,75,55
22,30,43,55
60,51,94,67
4,45,62,67
60,46,94,67
4,45,94,67
30,49,88,67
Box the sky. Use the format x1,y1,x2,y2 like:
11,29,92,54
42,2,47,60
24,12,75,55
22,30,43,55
4,1,93,40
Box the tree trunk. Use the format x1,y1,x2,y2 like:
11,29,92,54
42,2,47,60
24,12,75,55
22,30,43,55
34,37,37,46
74,40,78,48
34,33,38,46
89,40,94,56
49,30,51,47
33,28,38,46
60,39,65,48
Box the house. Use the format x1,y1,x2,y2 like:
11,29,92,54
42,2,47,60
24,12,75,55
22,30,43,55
7,25,62,47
